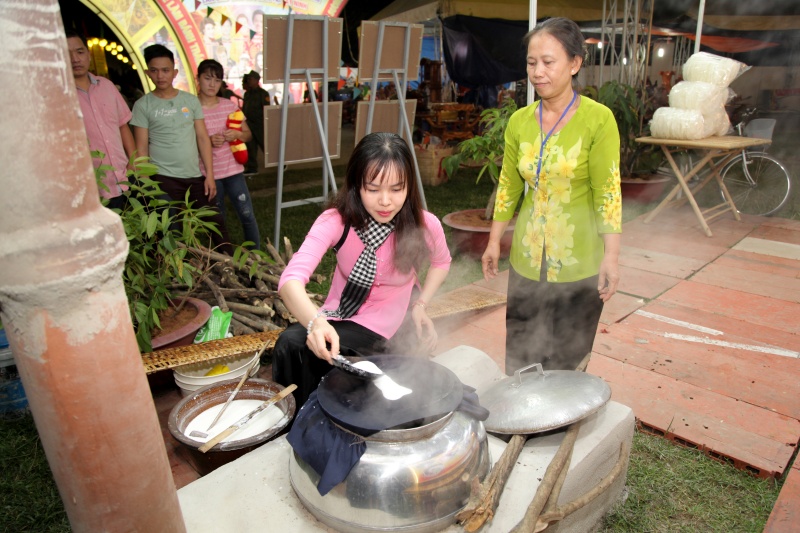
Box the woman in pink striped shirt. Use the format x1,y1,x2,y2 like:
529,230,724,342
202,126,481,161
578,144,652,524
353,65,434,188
273,132,452,407
196,59,261,249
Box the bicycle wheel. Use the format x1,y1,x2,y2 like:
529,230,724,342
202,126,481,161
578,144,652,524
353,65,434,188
720,153,792,216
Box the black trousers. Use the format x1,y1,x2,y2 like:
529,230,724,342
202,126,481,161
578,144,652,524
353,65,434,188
152,174,233,256
505,266,604,375
271,321,387,409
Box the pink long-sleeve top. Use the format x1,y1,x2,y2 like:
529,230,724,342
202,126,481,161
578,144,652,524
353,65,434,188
278,209,452,339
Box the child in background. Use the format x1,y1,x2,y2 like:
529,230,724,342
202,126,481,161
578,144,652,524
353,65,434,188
196,59,261,249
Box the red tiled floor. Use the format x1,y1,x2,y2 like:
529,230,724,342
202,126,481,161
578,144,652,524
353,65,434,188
659,280,800,333
432,305,506,370
764,458,800,533
619,244,709,278
598,292,645,325
588,211,800,525
617,264,682,300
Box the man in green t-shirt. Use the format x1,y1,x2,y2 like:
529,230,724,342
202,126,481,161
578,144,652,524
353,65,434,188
131,44,232,254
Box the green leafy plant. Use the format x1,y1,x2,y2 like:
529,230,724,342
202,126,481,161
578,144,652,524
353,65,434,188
113,159,223,352
442,98,518,219
592,80,663,177
93,155,221,351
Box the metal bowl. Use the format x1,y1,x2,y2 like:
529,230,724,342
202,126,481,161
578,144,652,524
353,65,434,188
481,363,611,434
289,411,490,533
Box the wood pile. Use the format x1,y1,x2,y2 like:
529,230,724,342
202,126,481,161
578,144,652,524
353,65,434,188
171,239,324,335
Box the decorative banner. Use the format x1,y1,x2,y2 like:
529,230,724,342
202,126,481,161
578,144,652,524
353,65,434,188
158,0,205,82
75,0,347,96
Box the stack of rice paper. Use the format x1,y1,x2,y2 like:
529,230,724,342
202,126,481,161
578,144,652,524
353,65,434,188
650,52,748,140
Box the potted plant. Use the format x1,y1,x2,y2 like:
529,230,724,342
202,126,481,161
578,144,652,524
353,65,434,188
592,80,669,202
440,99,518,257
96,155,219,352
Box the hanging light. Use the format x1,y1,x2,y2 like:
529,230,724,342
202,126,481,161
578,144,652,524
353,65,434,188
109,42,117,49
116,45,123,53
98,39,107,47
597,42,603,49
122,57,129,64
657,47,665,58
132,64,137,70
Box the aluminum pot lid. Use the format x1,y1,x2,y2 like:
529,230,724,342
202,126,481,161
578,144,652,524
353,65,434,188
481,363,611,434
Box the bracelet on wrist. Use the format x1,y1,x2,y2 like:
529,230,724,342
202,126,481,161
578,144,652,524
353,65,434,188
306,310,325,336
413,299,428,310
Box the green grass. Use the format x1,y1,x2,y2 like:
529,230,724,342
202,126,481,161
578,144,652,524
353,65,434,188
0,163,792,532
601,429,784,532
0,414,71,533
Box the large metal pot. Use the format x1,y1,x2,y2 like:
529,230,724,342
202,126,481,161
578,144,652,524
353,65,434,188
289,410,490,533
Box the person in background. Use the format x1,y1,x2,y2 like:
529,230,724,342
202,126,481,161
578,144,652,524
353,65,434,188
482,17,622,374
130,44,233,255
67,30,135,210
241,70,270,174
272,132,452,407
217,80,241,106
201,17,218,60
196,59,261,250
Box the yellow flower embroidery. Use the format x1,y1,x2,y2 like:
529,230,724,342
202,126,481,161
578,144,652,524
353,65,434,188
549,213,574,249
553,153,577,180
495,187,513,214
549,175,571,204
518,142,538,180
599,162,622,231
521,219,544,268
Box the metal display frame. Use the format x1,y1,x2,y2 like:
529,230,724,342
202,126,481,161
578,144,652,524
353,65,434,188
265,13,342,247
358,21,427,209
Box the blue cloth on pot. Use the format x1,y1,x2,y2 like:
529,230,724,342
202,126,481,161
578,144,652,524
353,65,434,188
286,390,367,496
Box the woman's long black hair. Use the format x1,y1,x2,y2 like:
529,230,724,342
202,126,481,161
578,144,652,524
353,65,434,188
331,132,428,274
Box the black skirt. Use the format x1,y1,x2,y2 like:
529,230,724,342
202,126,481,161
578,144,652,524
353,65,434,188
505,264,604,375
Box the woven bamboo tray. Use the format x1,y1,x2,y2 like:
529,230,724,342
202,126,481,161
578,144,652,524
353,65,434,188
141,329,284,374
141,284,507,373
427,287,507,320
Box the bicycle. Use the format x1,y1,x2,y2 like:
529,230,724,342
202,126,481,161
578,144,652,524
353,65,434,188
715,108,792,216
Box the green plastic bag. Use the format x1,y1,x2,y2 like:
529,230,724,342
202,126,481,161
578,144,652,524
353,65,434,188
193,306,233,343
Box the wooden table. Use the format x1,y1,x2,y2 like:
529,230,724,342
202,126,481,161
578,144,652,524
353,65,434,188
635,135,771,237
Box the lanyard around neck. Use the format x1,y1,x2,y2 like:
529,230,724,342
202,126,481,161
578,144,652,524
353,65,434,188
534,91,578,192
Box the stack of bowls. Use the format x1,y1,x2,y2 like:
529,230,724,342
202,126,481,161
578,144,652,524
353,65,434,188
173,351,260,397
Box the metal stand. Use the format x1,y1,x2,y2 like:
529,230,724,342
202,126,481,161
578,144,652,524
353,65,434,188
273,13,339,247
361,21,427,209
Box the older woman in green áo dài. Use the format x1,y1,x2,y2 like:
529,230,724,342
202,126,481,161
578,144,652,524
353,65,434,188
482,17,622,374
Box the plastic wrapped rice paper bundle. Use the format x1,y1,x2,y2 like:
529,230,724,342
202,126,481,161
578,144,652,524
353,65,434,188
709,107,731,136
650,107,721,140
683,52,749,87
669,81,728,111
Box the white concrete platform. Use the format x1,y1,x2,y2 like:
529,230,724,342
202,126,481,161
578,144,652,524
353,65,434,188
178,346,635,532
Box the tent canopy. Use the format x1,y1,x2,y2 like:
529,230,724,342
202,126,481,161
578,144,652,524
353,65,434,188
372,0,800,31
370,0,606,23
369,0,800,86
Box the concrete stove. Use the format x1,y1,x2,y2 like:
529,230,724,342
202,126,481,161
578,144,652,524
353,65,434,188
178,345,635,532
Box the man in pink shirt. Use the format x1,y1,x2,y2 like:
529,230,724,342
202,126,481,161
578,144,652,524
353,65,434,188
67,30,136,210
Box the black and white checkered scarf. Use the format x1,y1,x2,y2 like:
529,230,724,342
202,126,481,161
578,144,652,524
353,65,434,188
323,217,395,319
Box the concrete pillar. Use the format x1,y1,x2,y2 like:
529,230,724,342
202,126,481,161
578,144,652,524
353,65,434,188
0,2,185,532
